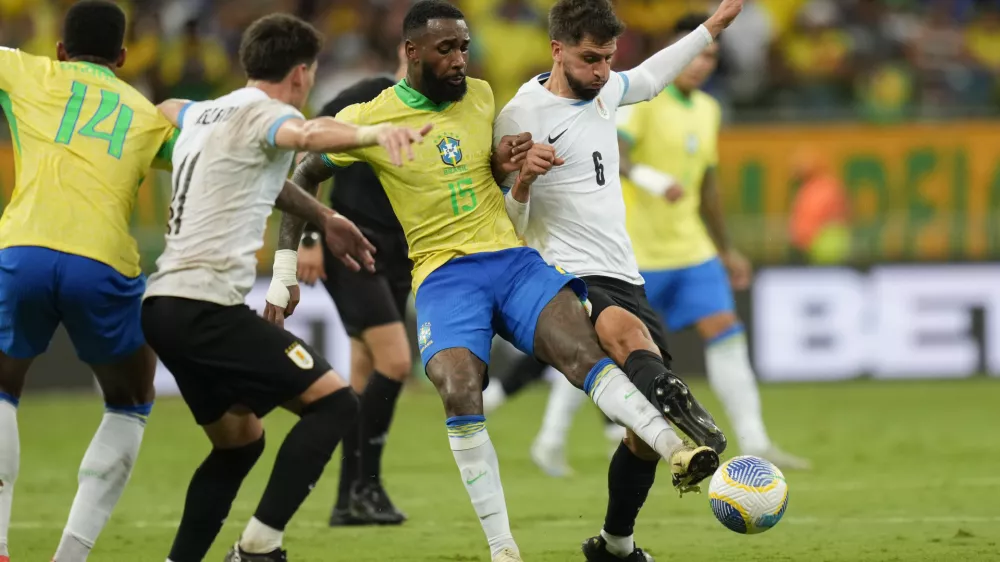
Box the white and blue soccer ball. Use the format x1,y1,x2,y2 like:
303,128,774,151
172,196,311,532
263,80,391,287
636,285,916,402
708,455,788,534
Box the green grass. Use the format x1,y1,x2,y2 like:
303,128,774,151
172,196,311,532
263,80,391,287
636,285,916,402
11,378,1000,561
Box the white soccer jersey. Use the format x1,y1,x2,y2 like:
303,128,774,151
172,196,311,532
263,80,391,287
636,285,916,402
494,72,642,284
144,87,303,306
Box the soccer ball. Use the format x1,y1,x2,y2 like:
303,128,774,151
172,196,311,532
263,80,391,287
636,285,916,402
708,455,788,534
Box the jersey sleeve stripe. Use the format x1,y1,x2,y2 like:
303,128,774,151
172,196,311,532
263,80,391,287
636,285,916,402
266,114,298,147
177,102,194,128
617,128,636,145
320,153,348,169
0,90,20,154
618,72,630,105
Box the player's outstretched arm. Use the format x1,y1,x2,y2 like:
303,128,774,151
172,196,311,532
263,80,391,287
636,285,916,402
619,0,742,106
278,153,335,252
503,144,565,234
618,136,683,203
699,168,751,290
156,99,192,128
273,117,433,166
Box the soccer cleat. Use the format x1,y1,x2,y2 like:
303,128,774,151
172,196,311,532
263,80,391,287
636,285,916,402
652,373,727,454
530,439,573,478
493,547,523,562
669,445,720,495
746,446,812,471
223,543,288,561
352,481,407,525
582,535,654,562
328,505,369,527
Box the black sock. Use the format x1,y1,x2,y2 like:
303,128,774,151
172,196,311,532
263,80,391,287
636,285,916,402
169,436,265,562
623,350,671,405
359,372,403,484
500,354,548,396
603,440,658,538
335,418,360,510
254,388,359,530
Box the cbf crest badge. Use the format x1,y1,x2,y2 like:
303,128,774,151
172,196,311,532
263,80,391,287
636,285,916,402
437,137,463,167
418,322,433,353
685,132,699,154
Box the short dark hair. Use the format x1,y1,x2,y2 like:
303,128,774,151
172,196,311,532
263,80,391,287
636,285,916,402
62,0,126,63
548,0,625,45
239,14,323,82
403,0,465,40
674,13,709,36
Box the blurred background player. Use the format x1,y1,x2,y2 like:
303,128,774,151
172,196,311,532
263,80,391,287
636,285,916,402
617,14,809,470
143,14,427,562
283,3,727,560
291,42,412,527
0,2,177,561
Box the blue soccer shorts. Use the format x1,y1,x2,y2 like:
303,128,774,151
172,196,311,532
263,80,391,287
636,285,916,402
0,246,146,364
414,247,588,368
642,257,735,331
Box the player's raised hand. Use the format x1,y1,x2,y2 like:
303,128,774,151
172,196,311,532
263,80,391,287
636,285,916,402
322,212,377,273
376,123,434,167
722,248,752,291
706,0,743,34
495,132,534,175
518,143,565,187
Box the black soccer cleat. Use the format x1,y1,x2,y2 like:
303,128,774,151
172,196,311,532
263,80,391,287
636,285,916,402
328,505,370,527
653,373,727,454
352,481,407,525
223,543,288,561
582,535,654,562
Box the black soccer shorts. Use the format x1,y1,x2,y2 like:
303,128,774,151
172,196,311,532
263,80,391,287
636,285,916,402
141,296,332,426
321,226,413,338
581,275,672,363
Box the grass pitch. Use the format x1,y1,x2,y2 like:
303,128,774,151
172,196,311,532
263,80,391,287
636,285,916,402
10,378,1000,561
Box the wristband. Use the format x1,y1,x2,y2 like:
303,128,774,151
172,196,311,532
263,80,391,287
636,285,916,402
629,164,677,197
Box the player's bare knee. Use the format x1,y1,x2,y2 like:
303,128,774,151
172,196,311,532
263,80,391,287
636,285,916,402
92,345,157,407
372,352,411,382
624,430,659,461
204,409,264,449
595,307,658,365
299,370,350,407
696,312,741,341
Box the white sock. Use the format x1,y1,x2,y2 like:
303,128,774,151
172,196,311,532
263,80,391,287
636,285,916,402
705,332,771,452
240,516,283,553
600,529,635,557
55,410,147,562
481,383,507,414
447,416,517,558
0,399,18,558
587,360,684,459
534,370,585,449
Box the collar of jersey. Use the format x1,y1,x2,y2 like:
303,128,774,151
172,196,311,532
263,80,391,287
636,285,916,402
71,61,116,79
394,79,452,112
665,84,694,108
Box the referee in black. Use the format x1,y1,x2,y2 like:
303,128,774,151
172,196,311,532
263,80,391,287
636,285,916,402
298,45,411,527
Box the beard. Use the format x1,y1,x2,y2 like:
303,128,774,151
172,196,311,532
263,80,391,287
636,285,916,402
422,63,468,104
565,69,601,101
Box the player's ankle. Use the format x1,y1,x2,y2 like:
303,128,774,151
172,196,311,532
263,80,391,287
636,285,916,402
239,517,283,554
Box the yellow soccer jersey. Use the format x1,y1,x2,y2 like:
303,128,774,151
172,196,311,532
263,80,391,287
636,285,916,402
324,78,522,292
618,85,721,270
0,47,177,278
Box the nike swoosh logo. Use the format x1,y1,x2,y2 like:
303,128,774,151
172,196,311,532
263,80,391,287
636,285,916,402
547,129,568,144
466,471,487,485
624,390,637,400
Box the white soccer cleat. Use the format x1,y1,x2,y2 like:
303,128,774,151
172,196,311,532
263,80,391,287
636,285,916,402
530,439,573,478
493,547,523,562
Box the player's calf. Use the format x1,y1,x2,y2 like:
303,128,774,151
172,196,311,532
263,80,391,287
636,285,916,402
240,373,358,556
426,349,519,559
